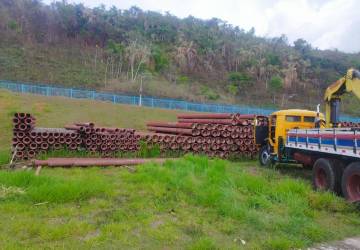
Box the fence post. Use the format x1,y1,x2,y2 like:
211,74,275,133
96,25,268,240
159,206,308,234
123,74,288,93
151,98,154,107
46,87,50,96
21,84,24,93
113,95,116,103
92,91,95,100
70,89,73,98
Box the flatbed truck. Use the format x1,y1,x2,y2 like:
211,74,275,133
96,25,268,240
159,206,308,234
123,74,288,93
258,69,360,202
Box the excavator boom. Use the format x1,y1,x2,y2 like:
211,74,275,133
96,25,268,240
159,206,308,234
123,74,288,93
324,68,360,127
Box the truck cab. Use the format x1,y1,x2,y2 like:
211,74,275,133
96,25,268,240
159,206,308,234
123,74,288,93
259,109,325,165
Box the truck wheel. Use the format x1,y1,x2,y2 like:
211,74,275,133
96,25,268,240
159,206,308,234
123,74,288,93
312,158,339,193
341,162,360,202
259,145,271,167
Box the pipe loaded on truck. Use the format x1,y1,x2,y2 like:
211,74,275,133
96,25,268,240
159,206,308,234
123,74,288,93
257,69,360,203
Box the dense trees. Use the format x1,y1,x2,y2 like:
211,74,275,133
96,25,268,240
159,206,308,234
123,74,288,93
1,0,360,106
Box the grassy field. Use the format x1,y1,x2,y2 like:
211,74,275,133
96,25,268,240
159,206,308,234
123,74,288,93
0,90,359,249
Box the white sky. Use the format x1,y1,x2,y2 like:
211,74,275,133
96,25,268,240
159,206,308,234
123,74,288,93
44,0,360,53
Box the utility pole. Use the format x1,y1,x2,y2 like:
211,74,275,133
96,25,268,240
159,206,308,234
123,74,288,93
139,75,143,106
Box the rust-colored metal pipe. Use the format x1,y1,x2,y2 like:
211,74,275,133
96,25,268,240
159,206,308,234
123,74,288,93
177,113,233,119
18,124,27,131
40,142,49,150
35,137,43,144
147,126,193,136
17,143,25,150
74,122,95,128
221,131,230,138
234,114,256,119
147,122,194,129
28,150,36,158
178,118,234,125
64,125,81,131
41,132,49,139
15,113,26,119
22,137,31,145
200,130,210,137
47,137,56,145
65,138,72,145
13,117,20,125
16,151,24,159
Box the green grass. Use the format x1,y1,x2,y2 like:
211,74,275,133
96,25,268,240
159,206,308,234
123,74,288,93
0,169,110,203
0,155,359,249
0,90,359,249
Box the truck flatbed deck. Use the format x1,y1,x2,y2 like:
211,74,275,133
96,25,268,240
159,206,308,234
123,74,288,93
286,128,360,159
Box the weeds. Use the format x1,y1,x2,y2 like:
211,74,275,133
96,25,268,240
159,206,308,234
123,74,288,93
0,156,359,249
0,170,110,203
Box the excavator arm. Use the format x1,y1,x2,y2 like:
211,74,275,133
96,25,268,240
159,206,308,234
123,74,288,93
324,68,360,127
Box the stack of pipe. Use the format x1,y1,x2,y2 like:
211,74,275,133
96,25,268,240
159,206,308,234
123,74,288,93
11,112,268,161
12,124,82,161
64,123,139,155
145,113,269,158
339,121,360,128
13,113,35,132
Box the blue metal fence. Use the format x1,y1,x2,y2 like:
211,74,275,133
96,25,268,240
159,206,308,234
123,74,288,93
1,80,359,122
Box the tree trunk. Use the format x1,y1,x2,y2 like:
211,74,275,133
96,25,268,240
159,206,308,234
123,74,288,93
133,60,144,81
104,57,110,87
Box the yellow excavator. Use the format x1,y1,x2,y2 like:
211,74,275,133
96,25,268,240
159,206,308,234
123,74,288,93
324,68,360,127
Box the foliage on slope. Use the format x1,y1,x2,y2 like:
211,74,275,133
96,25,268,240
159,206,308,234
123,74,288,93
1,0,360,109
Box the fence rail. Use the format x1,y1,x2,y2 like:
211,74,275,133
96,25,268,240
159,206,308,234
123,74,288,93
1,80,359,122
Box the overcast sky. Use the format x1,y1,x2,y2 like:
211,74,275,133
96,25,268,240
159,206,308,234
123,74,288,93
44,0,360,53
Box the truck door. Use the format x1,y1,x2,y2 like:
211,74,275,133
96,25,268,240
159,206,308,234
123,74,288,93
269,115,276,147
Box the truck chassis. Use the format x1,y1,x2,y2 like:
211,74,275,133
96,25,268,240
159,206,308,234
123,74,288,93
285,128,360,202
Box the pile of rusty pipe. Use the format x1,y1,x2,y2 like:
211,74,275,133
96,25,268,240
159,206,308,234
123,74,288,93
340,121,360,128
11,112,267,161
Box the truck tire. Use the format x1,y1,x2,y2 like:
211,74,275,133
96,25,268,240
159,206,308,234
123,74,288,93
341,162,360,202
312,158,340,193
259,145,271,167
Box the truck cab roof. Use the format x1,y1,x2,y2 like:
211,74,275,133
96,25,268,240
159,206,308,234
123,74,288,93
271,109,324,118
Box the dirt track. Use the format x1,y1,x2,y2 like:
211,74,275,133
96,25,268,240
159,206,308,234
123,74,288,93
310,237,360,250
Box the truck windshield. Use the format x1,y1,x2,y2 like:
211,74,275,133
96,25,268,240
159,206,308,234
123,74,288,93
304,116,315,122
285,115,301,122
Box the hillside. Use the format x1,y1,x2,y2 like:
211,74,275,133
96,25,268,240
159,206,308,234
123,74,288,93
1,0,360,114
